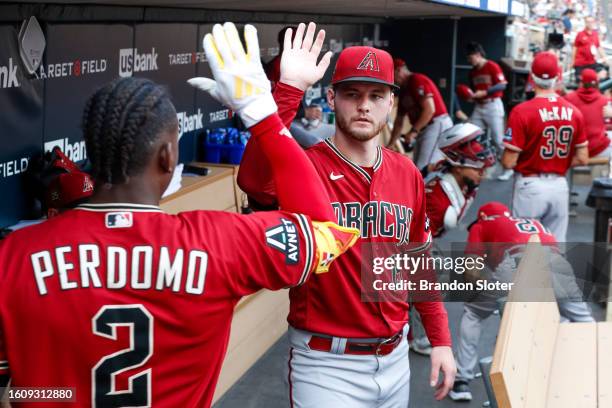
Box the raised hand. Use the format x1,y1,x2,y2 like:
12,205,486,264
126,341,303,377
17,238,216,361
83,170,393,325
279,22,333,91
188,22,277,128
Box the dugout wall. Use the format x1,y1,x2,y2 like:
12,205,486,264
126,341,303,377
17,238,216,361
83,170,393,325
0,3,382,227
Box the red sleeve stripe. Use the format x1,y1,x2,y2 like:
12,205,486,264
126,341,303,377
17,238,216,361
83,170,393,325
503,142,522,152
294,213,314,286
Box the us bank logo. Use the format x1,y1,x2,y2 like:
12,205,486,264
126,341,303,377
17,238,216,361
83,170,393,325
119,47,159,77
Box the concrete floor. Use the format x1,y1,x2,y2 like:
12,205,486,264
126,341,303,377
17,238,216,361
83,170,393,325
215,175,599,408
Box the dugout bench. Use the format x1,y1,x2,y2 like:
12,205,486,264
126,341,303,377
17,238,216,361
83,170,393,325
489,236,612,408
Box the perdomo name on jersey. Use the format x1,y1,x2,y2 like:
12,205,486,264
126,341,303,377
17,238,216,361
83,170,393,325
31,245,208,296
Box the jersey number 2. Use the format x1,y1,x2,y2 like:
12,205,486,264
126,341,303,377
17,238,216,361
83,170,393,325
540,125,573,159
92,305,153,407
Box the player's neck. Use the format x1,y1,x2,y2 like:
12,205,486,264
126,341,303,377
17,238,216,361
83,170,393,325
534,87,557,97
476,59,487,69
331,132,379,167
88,180,162,207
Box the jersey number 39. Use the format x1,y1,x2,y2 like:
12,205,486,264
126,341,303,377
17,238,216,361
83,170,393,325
540,125,573,159
92,304,153,407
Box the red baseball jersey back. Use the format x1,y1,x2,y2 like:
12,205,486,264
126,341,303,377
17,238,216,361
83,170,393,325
564,90,610,157
466,213,557,270
0,205,316,407
469,60,506,99
503,95,588,176
398,73,448,124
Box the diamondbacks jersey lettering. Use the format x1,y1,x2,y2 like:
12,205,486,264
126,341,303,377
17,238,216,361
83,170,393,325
469,61,506,98
503,96,588,176
466,214,557,270
398,73,448,124
0,205,316,407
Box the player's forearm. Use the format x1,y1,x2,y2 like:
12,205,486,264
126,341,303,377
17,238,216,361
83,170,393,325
571,46,577,66
273,82,305,128
487,82,507,95
501,150,518,169
571,146,589,166
414,110,434,132
236,133,277,207
413,302,452,346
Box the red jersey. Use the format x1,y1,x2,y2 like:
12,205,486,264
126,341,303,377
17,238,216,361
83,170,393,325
398,73,448,125
564,89,610,157
238,84,451,345
0,206,317,407
425,172,475,238
265,55,282,91
503,95,588,176
469,60,506,99
466,214,557,270
574,30,600,67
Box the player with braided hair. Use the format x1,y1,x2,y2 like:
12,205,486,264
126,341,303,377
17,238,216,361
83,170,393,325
0,23,358,407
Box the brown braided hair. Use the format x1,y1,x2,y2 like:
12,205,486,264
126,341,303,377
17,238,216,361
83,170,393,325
82,77,178,185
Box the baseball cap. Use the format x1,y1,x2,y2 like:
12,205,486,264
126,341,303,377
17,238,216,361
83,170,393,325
581,68,598,86
455,83,474,101
531,52,559,81
331,46,398,89
45,171,94,210
478,202,510,218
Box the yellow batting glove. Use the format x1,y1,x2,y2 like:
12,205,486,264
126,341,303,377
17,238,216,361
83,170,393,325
188,22,277,128
312,221,360,274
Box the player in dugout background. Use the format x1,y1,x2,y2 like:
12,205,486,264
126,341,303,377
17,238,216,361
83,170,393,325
0,23,359,407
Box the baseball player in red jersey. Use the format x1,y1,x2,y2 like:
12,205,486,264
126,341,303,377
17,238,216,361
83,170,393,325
425,123,495,238
226,22,456,407
388,58,453,170
403,123,494,357
502,52,589,242
564,68,612,158
465,42,510,180
0,23,360,408
450,201,593,401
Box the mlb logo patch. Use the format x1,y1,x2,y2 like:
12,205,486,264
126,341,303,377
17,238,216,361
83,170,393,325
503,128,512,141
105,212,133,228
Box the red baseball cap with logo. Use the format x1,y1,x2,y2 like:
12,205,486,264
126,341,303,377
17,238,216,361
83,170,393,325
331,46,397,88
531,52,559,81
581,68,599,86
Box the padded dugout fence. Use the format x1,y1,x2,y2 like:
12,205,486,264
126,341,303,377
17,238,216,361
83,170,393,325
0,3,381,227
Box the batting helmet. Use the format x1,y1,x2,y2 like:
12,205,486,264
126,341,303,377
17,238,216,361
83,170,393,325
477,201,510,218
455,84,474,101
438,123,495,169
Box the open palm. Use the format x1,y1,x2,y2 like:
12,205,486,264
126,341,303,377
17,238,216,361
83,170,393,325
279,22,333,91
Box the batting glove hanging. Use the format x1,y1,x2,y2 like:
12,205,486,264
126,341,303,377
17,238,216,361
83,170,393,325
188,22,277,128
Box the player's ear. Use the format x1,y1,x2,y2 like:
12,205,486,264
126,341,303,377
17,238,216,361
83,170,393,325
158,129,179,176
327,87,336,111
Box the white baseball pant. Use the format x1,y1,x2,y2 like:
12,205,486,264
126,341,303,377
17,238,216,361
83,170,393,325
414,114,453,169
286,324,410,407
469,98,505,153
511,174,569,242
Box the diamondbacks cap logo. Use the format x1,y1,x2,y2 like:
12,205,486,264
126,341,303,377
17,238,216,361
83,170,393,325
266,218,300,265
356,51,380,72
105,212,133,228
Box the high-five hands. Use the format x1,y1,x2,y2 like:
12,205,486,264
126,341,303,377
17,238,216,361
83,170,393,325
188,22,276,128
279,22,333,91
